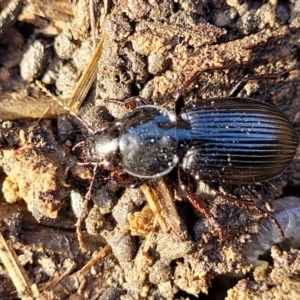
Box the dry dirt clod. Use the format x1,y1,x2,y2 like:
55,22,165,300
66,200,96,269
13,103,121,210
0,125,71,220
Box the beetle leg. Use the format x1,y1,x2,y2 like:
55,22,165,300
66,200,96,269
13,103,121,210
178,168,225,240
221,195,285,238
72,140,87,151
257,204,285,238
75,163,99,252
111,170,147,188
106,96,150,108
173,62,239,115
186,190,225,240
228,66,300,97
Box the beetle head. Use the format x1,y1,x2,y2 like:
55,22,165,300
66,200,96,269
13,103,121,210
83,125,121,169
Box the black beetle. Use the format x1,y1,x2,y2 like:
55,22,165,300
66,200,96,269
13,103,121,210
74,65,299,241
83,96,298,184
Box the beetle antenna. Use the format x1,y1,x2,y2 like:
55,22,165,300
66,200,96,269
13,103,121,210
35,80,95,135
174,61,240,101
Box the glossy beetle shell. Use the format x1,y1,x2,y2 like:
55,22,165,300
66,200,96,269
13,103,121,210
118,105,187,178
180,97,298,183
84,97,298,182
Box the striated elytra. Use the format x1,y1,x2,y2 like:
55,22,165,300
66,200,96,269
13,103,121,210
84,97,298,183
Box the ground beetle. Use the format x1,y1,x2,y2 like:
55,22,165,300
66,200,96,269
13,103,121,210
76,65,299,240
83,67,298,184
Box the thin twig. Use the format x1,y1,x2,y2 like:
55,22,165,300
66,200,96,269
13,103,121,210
0,232,39,299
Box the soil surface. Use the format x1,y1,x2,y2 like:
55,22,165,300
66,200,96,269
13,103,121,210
0,0,300,299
